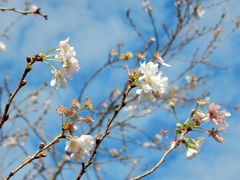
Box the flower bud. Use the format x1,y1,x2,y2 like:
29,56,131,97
21,79,27,86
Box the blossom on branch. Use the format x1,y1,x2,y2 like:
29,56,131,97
65,135,94,161
136,62,168,102
45,37,80,89
204,103,231,128
208,129,224,143
186,138,204,160
50,69,67,89
56,37,76,60
120,51,133,61
61,57,80,79
56,37,80,79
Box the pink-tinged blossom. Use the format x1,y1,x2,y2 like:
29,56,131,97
50,69,67,89
71,100,80,109
63,123,77,133
65,135,94,161
56,105,66,115
136,62,168,102
208,129,224,143
77,115,94,125
64,108,77,119
186,138,204,160
204,103,231,128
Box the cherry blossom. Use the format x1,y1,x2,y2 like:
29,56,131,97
65,135,94,161
55,37,76,60
50,69,67,89
186,148,198,160
136,62,168,102
204,103,231,128
61,56,80,79
186,138,204,160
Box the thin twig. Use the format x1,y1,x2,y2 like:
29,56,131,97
76,82,134,179
0,55,43,128
5,132,65,180
130,132,187,180
0,7,48,20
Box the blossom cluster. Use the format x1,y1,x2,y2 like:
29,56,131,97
65,135,94,161
185,137,204,160
136,61,168,102
56,99,95,161
57,99,94,132
176,101,231,160
43,37,80,89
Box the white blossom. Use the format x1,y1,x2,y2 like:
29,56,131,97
136,62,168,102
186,138,204,160
61,57,80,79
50,69,67,89
46,37,80,89
55,37,80,80
0,41,6,53
55,37,76,60
65,135,94,161
186,148,198,160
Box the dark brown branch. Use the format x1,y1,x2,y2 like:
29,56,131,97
76,82,134,179
0,55,43,128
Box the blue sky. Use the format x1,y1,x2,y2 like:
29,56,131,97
1,0,240,179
